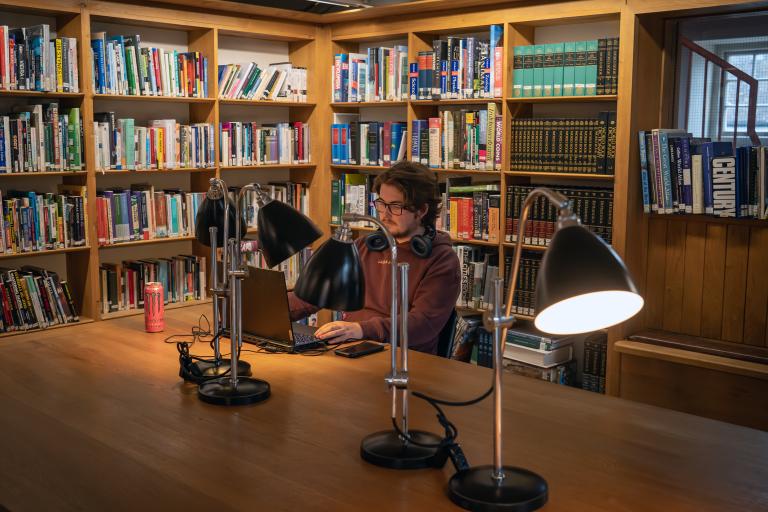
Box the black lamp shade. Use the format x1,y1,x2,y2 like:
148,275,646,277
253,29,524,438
195,196,245,247
294,238,365,311
257,200,322,268
534,225,643,334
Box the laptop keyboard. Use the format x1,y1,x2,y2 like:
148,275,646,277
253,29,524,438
294,330,321,347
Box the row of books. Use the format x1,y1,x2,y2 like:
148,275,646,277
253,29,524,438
330,173,376,226
91,32,208,98
509,113,616,175
0,186,88,254
99,255,206,314
219,121,310,167
95,186,205,245
0,104,83,173
582,331,607,393
333,46,409,103
413,25,504,100
440,182,501,242
218,62,307,102
505,185,614,246
512,38,619,98
639,130,768,218
454,245,498,310
94,115,215,171
411,104,503,170
503,251,541,317
237,181,309,230
330,116,406,166
0,25,79,92
244,247,312,289
0,266,78,332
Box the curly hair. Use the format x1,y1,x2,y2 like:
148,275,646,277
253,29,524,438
372,161,440,228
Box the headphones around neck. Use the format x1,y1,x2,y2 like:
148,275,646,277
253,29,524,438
365,224,436,259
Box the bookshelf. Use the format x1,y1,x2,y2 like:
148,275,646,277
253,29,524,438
1,0,763,409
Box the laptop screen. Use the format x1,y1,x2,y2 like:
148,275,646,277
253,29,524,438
240,266,294,346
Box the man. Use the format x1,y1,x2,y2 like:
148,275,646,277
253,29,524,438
288,161,461,355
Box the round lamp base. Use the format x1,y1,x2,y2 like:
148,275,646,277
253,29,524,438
198,377,270,406
448,465,548,512
361,430,444,469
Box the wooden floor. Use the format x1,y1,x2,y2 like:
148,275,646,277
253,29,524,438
0,305,766,511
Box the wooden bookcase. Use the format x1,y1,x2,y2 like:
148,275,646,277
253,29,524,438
1,0,765,419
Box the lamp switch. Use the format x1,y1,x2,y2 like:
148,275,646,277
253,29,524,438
447,443,470,472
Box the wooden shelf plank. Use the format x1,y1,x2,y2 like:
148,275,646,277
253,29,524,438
0,316,95,339
0,171,87,177
506,95,617,103
98,237,196,249
100,299,211,320
96,168,215,175
219,163,316,171
93,94,215,104
331,101,408,107
502,242,547,251
648,213,768,228
331,164,501,176
506,171,615,180
0,246,91,260
219,99,315,107
0,90,84,99
410,98,503,105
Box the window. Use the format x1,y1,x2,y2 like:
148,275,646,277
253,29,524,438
722,50,768,136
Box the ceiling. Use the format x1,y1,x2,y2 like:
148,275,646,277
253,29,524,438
220,0,413,14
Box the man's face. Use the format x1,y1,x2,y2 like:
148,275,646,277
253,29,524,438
376,183,425,240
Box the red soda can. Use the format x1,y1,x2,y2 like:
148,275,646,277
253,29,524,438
144,282,165,332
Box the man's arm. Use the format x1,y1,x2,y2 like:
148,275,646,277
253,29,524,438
356,250,461,352
287,291,320,321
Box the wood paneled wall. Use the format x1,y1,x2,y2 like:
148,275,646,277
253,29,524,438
644,215,768,346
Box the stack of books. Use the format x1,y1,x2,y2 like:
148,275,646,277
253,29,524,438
331,114,406,166
94,115,215,171
219,121,310,166
0,24,79,92
99,255,206,314
0,186,88,254
505,185,614,246
453,245,498,310
509,113,616,175
411,25,504,100
91,32,209,97
638,130,768,218
333,45,409,102
95,186,205,245
218,62,307,102
503,325,575,385
0,266,78,332
441,181,501,242
411,104,503,170
511,37,619,97
0,104,83,173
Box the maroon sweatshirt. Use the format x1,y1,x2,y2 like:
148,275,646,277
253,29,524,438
288,231,461,354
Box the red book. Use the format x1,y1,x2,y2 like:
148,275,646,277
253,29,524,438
152,48,162,95
382,121,392,166
295,122,303,162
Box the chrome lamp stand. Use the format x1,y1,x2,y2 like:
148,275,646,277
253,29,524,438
343,213,444,469
448,188,575,511
197,178,271,406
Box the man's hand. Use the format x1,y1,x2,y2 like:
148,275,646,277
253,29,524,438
315,321,363,344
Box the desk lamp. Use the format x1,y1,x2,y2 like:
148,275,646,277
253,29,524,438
194,178,322,405
447,187,644,512
295,213,444,469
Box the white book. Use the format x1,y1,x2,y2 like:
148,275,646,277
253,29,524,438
691,153,704,214
503,342,573,368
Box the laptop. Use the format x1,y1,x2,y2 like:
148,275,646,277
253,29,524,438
226,266,323,352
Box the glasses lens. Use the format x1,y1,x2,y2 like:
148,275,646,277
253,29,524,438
373,199,387,213
389,204,403,215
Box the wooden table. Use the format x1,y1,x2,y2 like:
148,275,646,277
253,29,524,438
1,305,766,512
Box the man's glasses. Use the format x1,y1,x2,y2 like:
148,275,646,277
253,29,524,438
373,198,409,216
